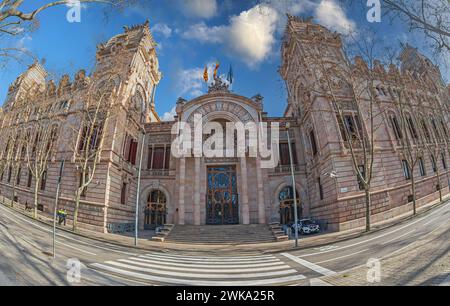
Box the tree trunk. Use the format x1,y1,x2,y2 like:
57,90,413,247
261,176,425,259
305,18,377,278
33,178,40,219
411,171,416,215
365,188,371,232
73,190,81,231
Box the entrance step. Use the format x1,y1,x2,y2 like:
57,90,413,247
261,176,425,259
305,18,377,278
151,224,175,242
165,224,277,244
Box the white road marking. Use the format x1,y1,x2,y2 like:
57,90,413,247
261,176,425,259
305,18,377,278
300,202,450,258
309,278,333,286
119,258,290,273
135,256,285,268
0,205,134,256
91,263,306,286
281,253,336,276
55,241,97,256
140,253,279,264
315,249,370,264
104,260,298,279
381,230,415,246
422,216,441,227
145,253,276,261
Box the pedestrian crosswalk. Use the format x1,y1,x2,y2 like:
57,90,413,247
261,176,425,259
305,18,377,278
90,252,306,286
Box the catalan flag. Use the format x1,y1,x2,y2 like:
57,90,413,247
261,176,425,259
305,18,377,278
213,61,220,79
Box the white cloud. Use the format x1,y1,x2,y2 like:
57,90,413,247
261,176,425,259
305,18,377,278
15,35,32,50
182,5,279,67
182,0,218,19
182,22,225,43
161,106,177,121
227,5,279,67
151,23,172,38
315,0,356,35
181,1,356,67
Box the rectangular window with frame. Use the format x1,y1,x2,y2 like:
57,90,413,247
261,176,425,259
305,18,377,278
309,130,318,156
318,177,324,200
407,117,418,139
431,155,437,173
152,147,166,169
79,172,88,197
121,182,127,205
16,167,21,186
27,171,33,188
41,171,47,191
402,160,411,180
123,134,138,165
7,166,12,183
391,116,403,140
358,165,366,190
419,158,426,177
442,153,447,170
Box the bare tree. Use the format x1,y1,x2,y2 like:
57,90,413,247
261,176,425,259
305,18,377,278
392,74,425,215
0,0,135,66
291,29,383,232
381,0,450,55
67,75,117,231
25,102,59,218
0,0,130,35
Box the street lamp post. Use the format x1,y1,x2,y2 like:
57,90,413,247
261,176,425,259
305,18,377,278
134,131,145,246
286,123,299,247
134,96,152,247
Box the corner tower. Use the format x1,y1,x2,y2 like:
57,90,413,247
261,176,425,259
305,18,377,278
94,20,162,122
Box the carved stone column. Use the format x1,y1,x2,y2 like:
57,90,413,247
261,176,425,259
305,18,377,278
178,158,186,225
256,157,266,224
194,157,201,225
240,157,250,225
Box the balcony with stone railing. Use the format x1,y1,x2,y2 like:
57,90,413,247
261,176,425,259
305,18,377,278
141,169,174,178
269,164,301,175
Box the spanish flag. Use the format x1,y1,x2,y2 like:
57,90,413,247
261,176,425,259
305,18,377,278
203,66,208,83
213,61,220,79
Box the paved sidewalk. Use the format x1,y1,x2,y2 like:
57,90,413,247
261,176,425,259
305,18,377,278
0,194,448,254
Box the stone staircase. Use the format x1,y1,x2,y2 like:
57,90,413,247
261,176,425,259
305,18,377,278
163,224,278,244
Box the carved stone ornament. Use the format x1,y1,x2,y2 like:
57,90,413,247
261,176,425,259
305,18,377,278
208,77,230,93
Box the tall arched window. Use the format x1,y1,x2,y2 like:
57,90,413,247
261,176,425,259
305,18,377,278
389,113,403,140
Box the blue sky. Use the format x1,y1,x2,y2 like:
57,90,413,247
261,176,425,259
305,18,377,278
1,0,448,118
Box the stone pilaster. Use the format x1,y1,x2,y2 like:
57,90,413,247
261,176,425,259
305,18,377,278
178,157,186,225
256,157,266,224
240,157,250,225
194,157,201,225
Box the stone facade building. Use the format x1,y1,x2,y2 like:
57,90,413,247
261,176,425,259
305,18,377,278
0,19,448,234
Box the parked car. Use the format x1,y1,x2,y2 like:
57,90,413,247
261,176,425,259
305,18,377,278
291,219,320,235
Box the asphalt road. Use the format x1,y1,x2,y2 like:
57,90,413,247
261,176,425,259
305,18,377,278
0,200,448,286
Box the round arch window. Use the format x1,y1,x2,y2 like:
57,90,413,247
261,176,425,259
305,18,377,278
144,190,167,230
279,186,302,225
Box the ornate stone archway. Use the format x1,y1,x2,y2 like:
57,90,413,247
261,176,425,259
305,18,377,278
139,183,171,229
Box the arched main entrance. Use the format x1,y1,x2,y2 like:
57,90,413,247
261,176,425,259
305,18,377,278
279,186,302,225
144,190,167,230
206,166,239,225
